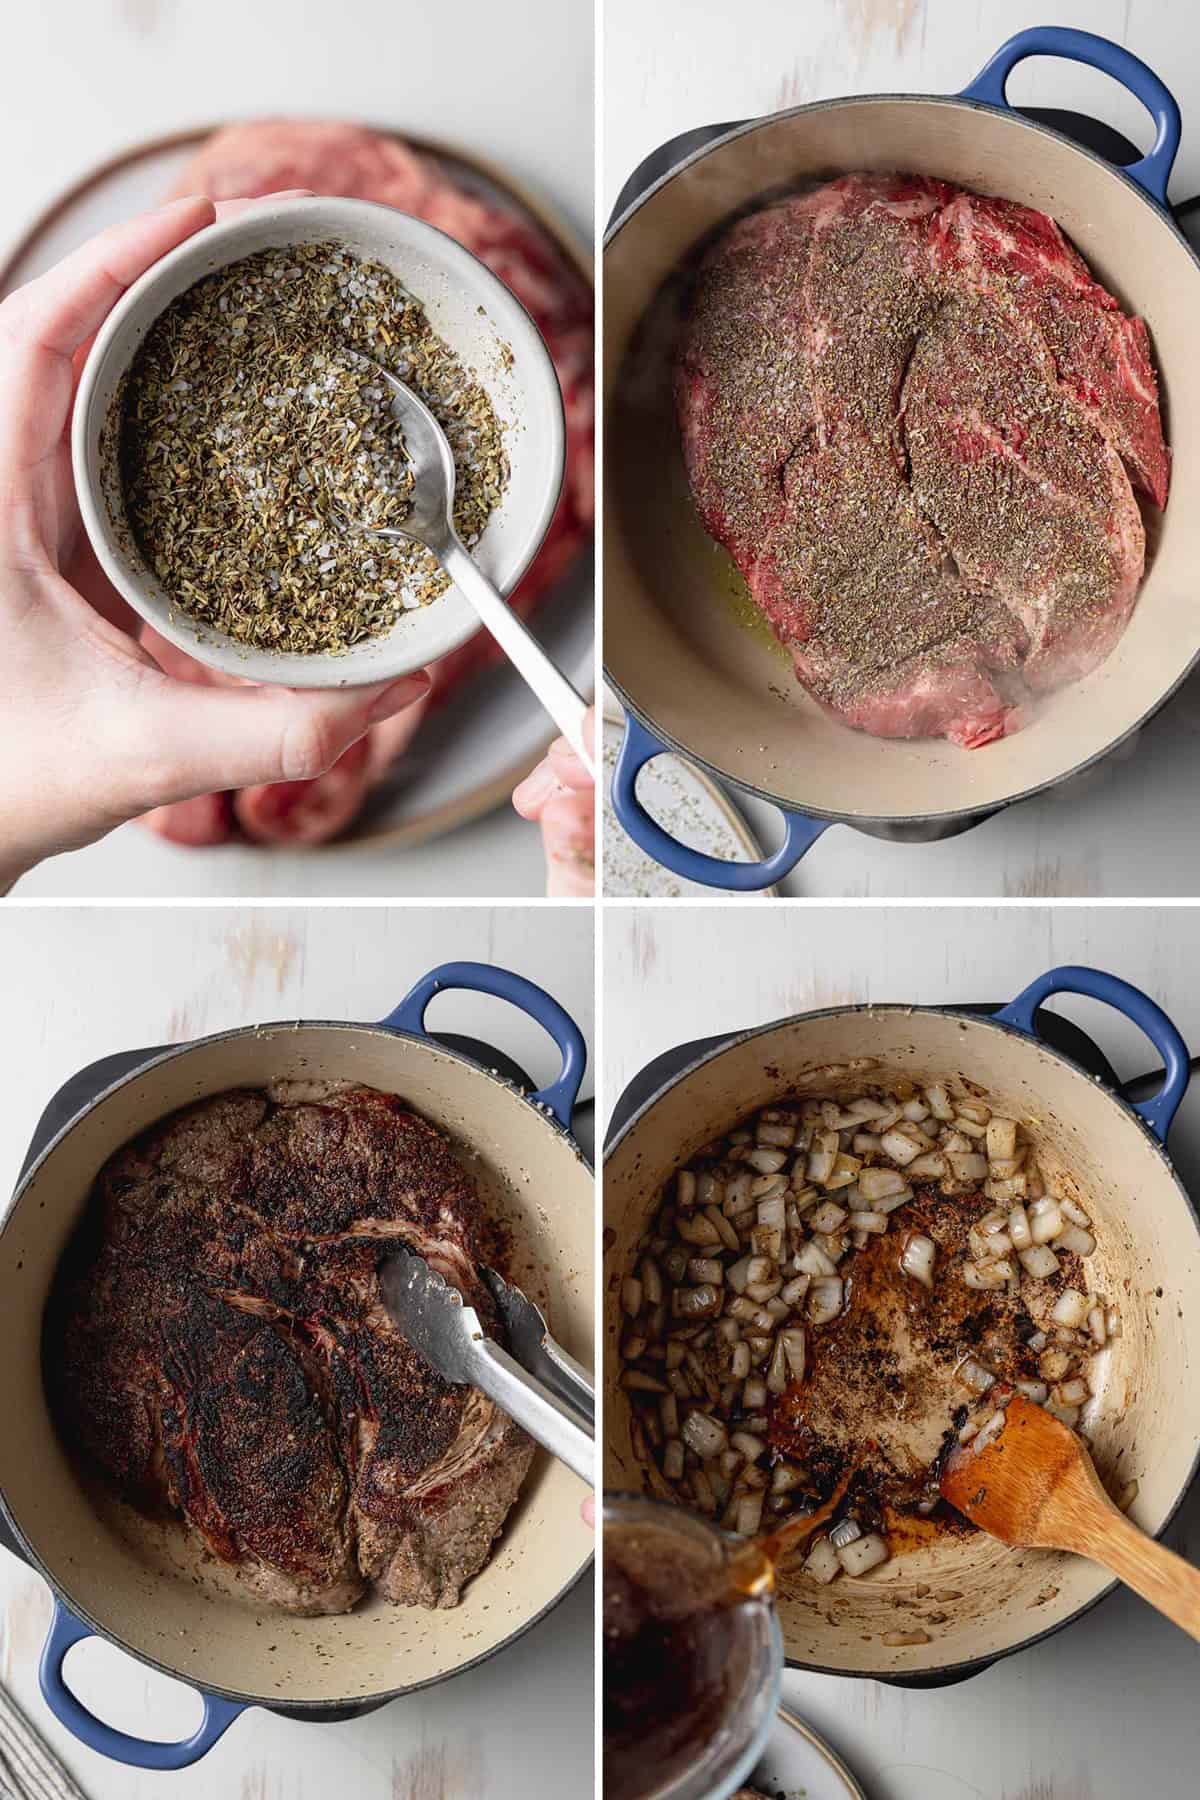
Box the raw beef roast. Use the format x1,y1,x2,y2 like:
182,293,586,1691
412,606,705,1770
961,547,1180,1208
675,174,1167,747
48,1084,534,1613
139,119,593,846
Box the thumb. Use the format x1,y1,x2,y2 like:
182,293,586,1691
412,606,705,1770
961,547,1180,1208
130,670,432,810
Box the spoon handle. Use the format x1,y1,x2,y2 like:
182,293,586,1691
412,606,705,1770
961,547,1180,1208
1082,1496,1200,1644
442,538,595,777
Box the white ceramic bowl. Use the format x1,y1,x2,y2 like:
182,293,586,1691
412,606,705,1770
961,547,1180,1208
72,196,566,688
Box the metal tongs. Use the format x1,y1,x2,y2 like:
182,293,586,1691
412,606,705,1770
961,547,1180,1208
379,1250,595,1485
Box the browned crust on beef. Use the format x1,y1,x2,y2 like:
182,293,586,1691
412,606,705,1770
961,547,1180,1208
47,1085,532,1614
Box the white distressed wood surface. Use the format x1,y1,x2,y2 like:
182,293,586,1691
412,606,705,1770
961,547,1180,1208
0,0,594,900
603,0,1200,898
0,903,595,1800
604,902,1200,1798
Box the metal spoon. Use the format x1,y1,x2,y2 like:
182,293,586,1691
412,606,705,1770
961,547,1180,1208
352,359,594,777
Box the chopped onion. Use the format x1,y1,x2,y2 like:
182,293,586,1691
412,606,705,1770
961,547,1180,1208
986,1117,1018,1161
781,1326,808,1381
974,1408,1007,1452
781,1274,811,1307
859,1167,908,1203
957,1355,995,1395
807,1277,843,1325
744,1375,768,1409
875,1185,915,1215
900,1233,936,1289
663,1440,684,1481
825,1154,862,1192
731,1429,766,1462
1039,1348,1071,1381
1051,1289,1089,1330
1059,1196,1092,1228
962,1262,1009,1291
811,1200,849,1234
946,1151,988,1181
676,1171,696,1209
1088,1306,1108,1347
854,1210,889,1234
766,1338,789,1395
621,1277,643,1317
772,1460,803,1493
1008,1205,1032,1252
883,1628,931,1647
674,1283,721,1318
1014,1378,1049,1402
1045,1399,1080,1430
1028,1197,1064,1244
925,1083,954,1120
731,1341,751,1380
735,1493,764,1536
837,1531,889,1575
1018,1244,1060,1279
881,1128,921,1166
796,1241,838,1279
747,1147,788,1175
804,1535,841,1584
1057,1224,1096,1258
688,1257,723,1286
806,1148,836,1184
677,1212,722,1248
907,1150,948,1179
1056,1377,1090,1407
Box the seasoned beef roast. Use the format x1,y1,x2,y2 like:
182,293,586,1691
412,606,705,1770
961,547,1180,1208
48,1083,534,1614
675,173,1167,747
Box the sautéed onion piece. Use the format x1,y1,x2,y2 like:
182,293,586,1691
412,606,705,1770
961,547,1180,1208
620,1082,1123,1585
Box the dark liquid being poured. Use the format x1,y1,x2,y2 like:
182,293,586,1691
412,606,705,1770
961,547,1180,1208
604,1515,762,1800
603,1490,850,1800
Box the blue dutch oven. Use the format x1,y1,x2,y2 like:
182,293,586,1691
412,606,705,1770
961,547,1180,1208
0,961,593,1768
604,28,1200,889
603,964,1200,1679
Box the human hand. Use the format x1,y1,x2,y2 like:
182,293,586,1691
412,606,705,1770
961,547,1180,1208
0,194,430,893
512,708,596,897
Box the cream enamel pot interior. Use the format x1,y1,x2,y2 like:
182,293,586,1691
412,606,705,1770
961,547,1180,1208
604,26,1200,889
72,195,566,689
603,965,1200,1682
0,961,593,1770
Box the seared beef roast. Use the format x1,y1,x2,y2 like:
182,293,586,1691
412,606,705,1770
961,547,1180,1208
48,1083,534,1614
675,173,1167,747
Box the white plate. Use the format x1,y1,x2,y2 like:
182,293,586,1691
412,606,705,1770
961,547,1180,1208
0,130,593,851
602,708,777,897
747,1703,868,1800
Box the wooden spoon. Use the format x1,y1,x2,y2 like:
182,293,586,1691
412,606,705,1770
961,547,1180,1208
941,1395,1200,1643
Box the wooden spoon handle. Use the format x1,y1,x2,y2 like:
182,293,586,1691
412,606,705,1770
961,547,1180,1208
1090,1505,1200,1643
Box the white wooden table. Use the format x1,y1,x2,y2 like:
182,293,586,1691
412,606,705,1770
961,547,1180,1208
0,0,594,901
603,0,1200,898
604,902,1200,1799
0,903,595,1800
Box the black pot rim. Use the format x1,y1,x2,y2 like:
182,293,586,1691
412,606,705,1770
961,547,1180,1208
1,1016,593,1715
603,997,1200,1684
603,90,1200,830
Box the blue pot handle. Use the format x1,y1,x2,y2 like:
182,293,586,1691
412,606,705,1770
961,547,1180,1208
612,712,828,892
960,26,1181,206
993,963,1190,1143
39,1602,245,1770
384,960,586,1131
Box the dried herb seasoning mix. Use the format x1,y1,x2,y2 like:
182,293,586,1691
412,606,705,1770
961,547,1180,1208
117,242,509,654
